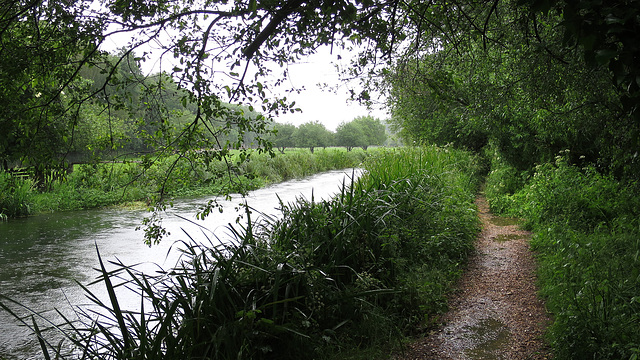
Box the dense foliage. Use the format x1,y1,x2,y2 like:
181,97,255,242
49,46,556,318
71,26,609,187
4,146,481,359
3,0,640,358
485,153,640,359
6,0,636,185
3,0,638,175
379,1,640,358
385,0,638,179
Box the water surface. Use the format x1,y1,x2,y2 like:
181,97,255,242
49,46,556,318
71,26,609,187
0,169,360,359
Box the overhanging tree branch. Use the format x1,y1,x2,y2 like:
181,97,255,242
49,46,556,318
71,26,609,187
242,0,307,59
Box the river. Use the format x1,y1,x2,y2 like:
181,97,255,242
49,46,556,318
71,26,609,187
0,169,360,360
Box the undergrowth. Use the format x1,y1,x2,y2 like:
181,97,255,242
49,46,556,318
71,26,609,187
485,149,640,360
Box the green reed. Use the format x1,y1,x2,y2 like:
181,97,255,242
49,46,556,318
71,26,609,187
1,148,368,217
0,171,35,217
2,146,482,359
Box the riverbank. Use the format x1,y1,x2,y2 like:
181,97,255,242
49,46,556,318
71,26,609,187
0,148,370,218
0,170,361,360
11,146,485,359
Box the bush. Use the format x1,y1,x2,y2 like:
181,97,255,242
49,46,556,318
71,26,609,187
496,152,633,231
532,224,640,359
484,147,529,215
485,150,640,359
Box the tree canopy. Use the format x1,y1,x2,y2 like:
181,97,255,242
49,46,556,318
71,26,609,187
335,116,386,150
271,122,297,153
292,121,332,153
335,121,367,151
382,0,640,178
2,0,639,180
352,115,386,149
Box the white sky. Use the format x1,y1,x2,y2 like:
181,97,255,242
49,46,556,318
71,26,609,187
270,47,388,131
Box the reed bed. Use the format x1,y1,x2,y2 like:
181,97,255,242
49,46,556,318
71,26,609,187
2,146,482,359
0,148,368,217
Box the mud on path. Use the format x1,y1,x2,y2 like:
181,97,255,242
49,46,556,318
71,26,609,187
394,196,552,360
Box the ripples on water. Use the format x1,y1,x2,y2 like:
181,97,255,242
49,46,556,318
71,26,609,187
0,169,360,359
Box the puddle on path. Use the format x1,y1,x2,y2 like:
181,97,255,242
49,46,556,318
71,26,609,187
489,217,522,226
493,234,524,242
463,318,511,359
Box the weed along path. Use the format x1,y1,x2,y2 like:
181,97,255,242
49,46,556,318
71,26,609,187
395,196,552,360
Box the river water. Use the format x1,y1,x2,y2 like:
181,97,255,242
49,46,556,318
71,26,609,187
0,169,360,359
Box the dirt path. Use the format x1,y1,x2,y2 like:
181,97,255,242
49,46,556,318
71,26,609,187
394,196,552,360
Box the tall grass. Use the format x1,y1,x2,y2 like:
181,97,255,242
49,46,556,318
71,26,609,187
2,148,368,216
0,171,35,217
239,148,370,183
485,151,640,359
2,146,482,359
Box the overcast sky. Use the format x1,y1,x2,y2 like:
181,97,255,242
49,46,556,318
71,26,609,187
103,32,387,132
271,47,388,131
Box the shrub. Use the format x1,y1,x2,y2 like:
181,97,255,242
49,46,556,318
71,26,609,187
484,147,529,215
486,150,640,359
532,224,640,359
500,152,632,231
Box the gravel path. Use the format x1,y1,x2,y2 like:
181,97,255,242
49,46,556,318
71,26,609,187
394,196,553,359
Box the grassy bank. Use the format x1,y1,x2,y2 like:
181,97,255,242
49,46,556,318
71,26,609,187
0,148,369,218
485,151,640,360
14,146,482,359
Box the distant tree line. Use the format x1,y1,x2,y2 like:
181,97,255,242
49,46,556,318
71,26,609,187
1,43,392,185
1,42,392,186
271,116,392,154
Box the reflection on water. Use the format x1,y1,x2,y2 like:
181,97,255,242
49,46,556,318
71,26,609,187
464,318,511,359
0,169,360,359
489,217,522,227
